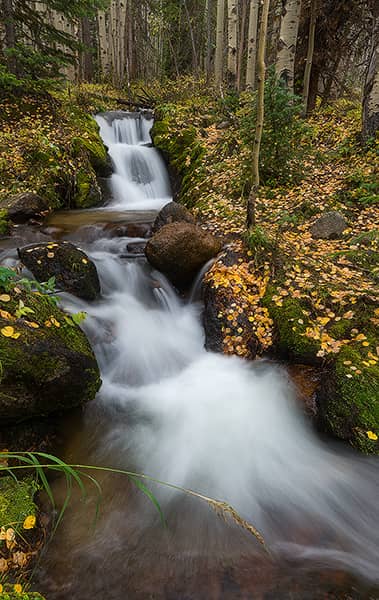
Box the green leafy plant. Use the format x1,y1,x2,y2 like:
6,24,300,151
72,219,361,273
238,69,312,185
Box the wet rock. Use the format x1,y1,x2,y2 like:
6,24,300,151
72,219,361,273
125,241,146,255
151,201,196,234
203,279,259,359
216,121,230,130
3,193,50,224
310,211,348,240
0,289,101,421
18,241,100,301
104,222,151,238
145,222,222,287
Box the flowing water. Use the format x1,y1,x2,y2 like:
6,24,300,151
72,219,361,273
2,113,378,599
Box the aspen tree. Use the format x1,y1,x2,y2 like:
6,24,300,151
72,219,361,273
362,0,379,141
245,0,259,89
227,0,238,85
215,0,225,86
276,0,301,93
246,0,270,229
302,0,317,114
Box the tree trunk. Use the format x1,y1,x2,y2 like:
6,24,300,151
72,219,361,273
80,16,94,82
98,10,110,77
236,0,248,91
215,0,225,87
276,0,301,93
183,0,199,74
227,0,238,86
3,0,17,75
247,0,270,229
362,2,379,141
302,0,317,114
205,0,213,80
245,0,259,90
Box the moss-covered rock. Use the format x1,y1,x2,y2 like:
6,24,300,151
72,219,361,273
0,210,9,236
0,476,38,529
0,289,101,420
18,241,100,301
317,342,379,454
262,289,321,364
1,193,49,224
72,169,102,209
71,116,111,177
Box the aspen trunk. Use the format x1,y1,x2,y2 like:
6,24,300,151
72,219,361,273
205,0,213,80
276,0,301,93
215,0,225,87
245,0,259,90
3,0,17,75
236,0,248,91
80,16,94,82
247,0,270,229
362,3,379,141
302,0,317,114
98,10,110,76
227,0,238,86
184,0,199,74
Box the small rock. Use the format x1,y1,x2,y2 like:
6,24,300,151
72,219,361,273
310,211,348,240
125,241,146,255
4,193,50,224
216,121,230,130
18,241,100,301
145,222,222,288
151,201,195,235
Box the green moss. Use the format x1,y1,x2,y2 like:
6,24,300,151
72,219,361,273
322,344,379,454
73,169,101,209
0,209,9,235
0,593,46,599
263,287,320,362
0,476,38,529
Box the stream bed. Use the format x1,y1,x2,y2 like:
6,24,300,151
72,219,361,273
1,113,378,599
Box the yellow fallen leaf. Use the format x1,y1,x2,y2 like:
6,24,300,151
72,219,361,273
1,326,14,337
47,252,54,258
11,332,20,339
23,514,36,530
367,431,378,441
82,258,88,264
0,294,11,302
362,341,370,347
14,583,22,593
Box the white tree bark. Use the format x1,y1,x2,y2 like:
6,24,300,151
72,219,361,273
302,0,317,114
276,0,301,93
227,0,238,84
215,0,225,86
245,0,259,89
98,10,110,75
362,19,379,141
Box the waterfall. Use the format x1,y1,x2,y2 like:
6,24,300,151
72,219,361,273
37,113,379,599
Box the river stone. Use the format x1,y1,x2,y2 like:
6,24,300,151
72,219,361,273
151,201,196,234
202,247,259,359
3,193,50,224
18,241,100,301
145,222,222,287
0,289,101,421
310,211,348,239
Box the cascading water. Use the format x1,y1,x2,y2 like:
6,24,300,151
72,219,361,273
95,112,172,211
25,113,378,599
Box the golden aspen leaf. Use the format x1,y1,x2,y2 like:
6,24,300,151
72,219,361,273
82,258,88,264
23,515,36,530
47,252,54,258
0,294,11,302
13,583,22,593
362,341,370,347
366,431,378,441
11,333,20,339
355,334,366,341
1,326,14,337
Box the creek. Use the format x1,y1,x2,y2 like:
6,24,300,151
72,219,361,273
2,113,379,599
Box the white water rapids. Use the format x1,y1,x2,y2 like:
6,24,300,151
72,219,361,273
32,113,378,598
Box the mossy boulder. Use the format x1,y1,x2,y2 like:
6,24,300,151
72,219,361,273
0,476,38,529
1,193,49,224
0,289,101,420
317,342,379,454
151,201,195,234
262,290,321,364
72,169,102,209
18,242,100,301
145,222,222,288
71,116,112,178
0,209,9,236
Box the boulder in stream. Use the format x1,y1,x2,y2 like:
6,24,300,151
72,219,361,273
151,201,196,234
2,192,50,224
0,289,101,421
18,241,100,301
145,222,222,287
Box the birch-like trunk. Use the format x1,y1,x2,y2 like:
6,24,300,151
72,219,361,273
302,0,317,114
98,11,110,76
245,0,259,90
276,0,301,93
236,0,248,91
215,0,225,86
227,0,238,85
247,0,270,229
205,0,213,80
3,0,17,74
362,4,379,141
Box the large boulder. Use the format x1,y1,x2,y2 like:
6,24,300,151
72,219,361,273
151,201,196,234
145,222,222,287
18,241,100,301
310,211,348,240
2,193,50,224
0,289,101,420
